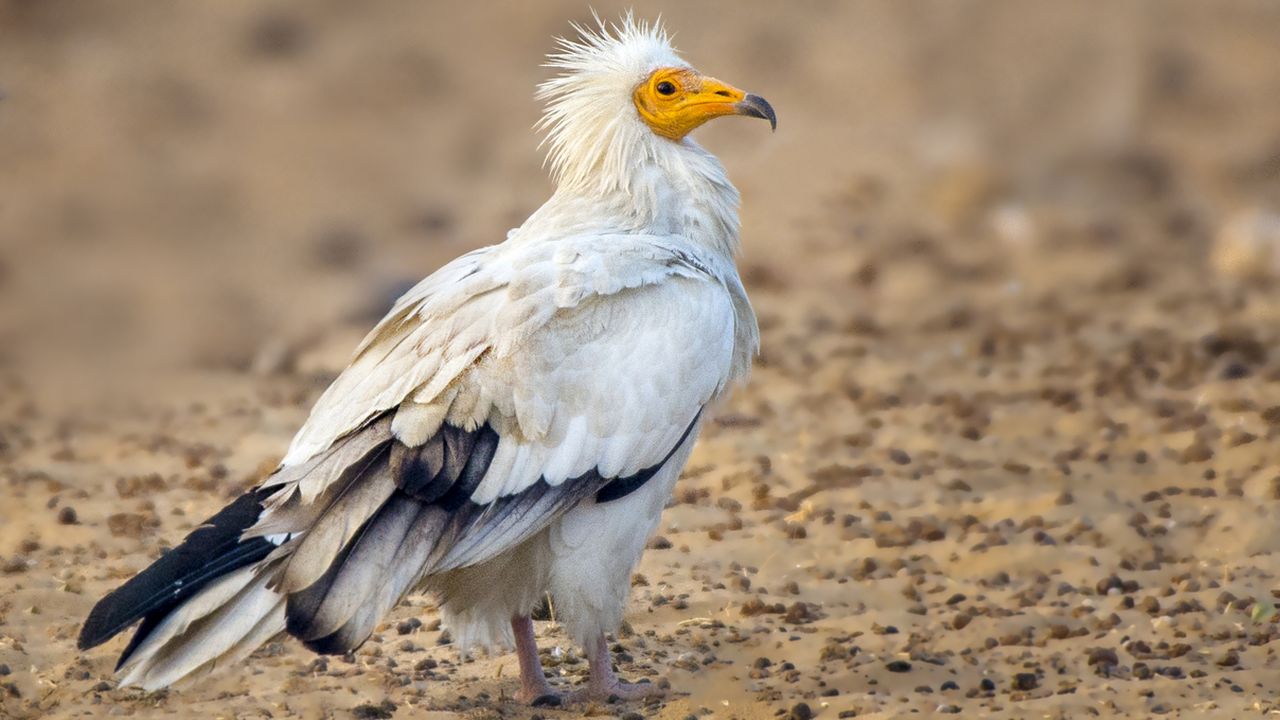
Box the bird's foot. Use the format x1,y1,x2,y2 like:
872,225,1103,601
569,631,666,704
568,677,663,703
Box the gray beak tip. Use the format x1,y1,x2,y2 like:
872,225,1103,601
738,93,777,132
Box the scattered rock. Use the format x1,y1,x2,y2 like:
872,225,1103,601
57,506,78,525
789,702,813,720
1088,647,1119,669
1012,673,1038,691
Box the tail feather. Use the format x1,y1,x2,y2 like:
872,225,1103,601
222,600,288,664
118,566,285,690
78,488,276,660
116,563,264,673
192,600,287,680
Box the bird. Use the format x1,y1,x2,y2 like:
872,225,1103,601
78,13,774,705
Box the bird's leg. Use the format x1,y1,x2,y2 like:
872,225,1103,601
569,632,662,703
511,615,561,706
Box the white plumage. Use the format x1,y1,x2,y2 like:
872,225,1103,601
79,14,773,704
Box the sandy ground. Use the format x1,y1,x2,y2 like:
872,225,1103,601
5,1,1280,718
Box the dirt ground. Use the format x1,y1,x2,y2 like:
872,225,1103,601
4,1,1280,718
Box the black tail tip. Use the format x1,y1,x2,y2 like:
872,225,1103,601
75,487,275,661
79,593,125,651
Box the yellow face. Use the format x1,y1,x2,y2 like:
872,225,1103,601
633,67,776,141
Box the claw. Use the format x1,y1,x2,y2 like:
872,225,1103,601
529,692,564,707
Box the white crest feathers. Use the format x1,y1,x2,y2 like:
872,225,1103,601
535,13,687,191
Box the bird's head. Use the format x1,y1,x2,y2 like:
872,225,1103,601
536,13,775,191
632,66,776,141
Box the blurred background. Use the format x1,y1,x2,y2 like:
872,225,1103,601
3,0,1278,410
5,2,1280,718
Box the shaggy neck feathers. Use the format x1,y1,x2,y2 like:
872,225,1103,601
532,16,741,258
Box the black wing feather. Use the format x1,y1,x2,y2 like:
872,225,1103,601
281,414,695,654
78,487,275,654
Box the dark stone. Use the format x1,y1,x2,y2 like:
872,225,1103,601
1012,673,1038,691
351,700,397,719
789,702,813,720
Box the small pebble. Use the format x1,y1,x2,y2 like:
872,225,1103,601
57,506,78,525
1088,647,1119,667
1012,673,1038,691
1139,596,1161,615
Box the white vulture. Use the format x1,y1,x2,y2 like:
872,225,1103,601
79,15,774,705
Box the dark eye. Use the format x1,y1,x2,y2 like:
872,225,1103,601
656,81,677,96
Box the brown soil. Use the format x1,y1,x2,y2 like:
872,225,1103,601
3,2,1280,718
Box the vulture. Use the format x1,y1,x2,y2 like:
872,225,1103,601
79,14,774,705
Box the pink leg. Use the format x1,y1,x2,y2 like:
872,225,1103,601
568,632,663,702
511,615,560,705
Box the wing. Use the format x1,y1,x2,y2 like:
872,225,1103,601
276,234,728,479
247,234,745,652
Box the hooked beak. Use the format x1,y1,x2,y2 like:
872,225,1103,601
735,93,777,131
